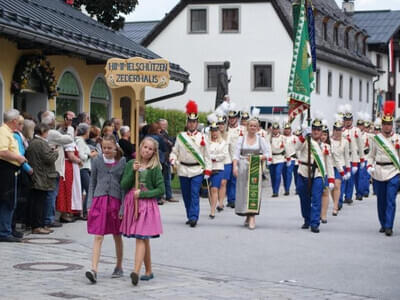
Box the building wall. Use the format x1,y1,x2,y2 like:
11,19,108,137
0,37,142,141
146,2,293,113
145,2,374,126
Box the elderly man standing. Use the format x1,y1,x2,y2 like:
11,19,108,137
0,109,27,242
41,111,73,228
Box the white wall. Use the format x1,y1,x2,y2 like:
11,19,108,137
146,2,292,113
146,1,374,127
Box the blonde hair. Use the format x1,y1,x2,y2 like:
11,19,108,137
138,137,161,169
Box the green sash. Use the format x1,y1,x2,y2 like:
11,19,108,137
374,134,400,171
310,141,326,182
177,133,205,169
247,155,261,212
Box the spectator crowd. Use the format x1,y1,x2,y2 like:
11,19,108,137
0,109,175,242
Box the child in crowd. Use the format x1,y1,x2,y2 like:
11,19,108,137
85,135,126,284
120,137,165,286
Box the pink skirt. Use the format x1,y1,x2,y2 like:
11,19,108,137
120,189,163,239
87,195,121,235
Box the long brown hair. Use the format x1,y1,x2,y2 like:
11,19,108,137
102,134,124,160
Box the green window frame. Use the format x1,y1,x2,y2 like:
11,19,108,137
90,77,111,128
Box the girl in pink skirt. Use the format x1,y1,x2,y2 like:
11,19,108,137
120,137,165,286
85,135,126,284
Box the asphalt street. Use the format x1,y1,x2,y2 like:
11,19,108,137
1,184,399,299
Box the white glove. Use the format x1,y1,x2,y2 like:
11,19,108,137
286,160,292,167
302,127,311,138
351,166,358,174
360,161,366,169
329,183,335,190
267,159,272,166
344,172,351,180
204,174,210,180
367,167,375,175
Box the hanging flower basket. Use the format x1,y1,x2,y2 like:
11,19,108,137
11,55,58,98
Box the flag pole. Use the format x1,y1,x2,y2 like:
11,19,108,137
307,108,312,192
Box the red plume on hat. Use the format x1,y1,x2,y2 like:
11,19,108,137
186,100,198,115
383,101,395,116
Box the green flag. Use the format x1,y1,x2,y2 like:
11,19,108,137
288,0,315,122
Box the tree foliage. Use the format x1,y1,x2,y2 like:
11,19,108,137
73,0,138,30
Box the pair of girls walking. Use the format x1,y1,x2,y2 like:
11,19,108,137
85,135,165,286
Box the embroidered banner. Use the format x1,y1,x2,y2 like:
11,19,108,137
247,155,261,213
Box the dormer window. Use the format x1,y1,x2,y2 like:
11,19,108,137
323,18,329,42
334,24,339,46
344,28,350,49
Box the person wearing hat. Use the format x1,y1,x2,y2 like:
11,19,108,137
207,121,229,218
354,115,366,201
225,106,245,208
240,111,250,127
282,122,298,196
367,101,400,236
217,115,229,211
296,119,335,233
170,100,212,227
342,108,365,204
329,120,351,214
359,119,372,198
268,122,290,197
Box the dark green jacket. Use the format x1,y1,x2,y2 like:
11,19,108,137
26,136,58,191
120,160,165,199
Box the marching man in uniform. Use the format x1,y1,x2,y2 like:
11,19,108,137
342,106,365,204
296,119,335,233
268,121,290,197
170,100,212,227
282,122,298,196
367,101,400,236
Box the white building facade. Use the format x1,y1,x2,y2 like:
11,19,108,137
127,0,377,126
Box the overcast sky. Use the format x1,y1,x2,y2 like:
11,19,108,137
125,0,400,22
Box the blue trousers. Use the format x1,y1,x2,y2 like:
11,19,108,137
226,164,236,204
344,168,355,200
282,160,295,193
297,175,323,228
179,174,203,221
361,163,370,196
354,163,365,198
334,168,346,206
0,173,17,238
44,176,60,226
269,162,284,195
374,175,399,230
293,165,299,193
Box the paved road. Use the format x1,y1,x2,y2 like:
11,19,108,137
1,185,399,300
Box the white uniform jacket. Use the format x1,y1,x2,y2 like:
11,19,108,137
208,139,229,171
284,134,298,160
170,131,212,178
269,134,290,164
296,137,334,181
368,133,400,181
342,126,364,165
330,138,351,174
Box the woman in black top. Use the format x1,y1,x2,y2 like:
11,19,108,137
118,126,135,162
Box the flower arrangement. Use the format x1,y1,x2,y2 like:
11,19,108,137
11,55,58,98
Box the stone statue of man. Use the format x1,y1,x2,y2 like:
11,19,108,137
215,61,231,109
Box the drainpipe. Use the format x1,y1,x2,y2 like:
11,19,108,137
145,81,189,105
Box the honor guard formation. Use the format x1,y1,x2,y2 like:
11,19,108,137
170,99,400,236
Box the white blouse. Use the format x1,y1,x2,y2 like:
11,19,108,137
233,134,271,161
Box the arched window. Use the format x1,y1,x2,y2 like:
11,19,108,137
90,77,111,127
56,71,81,120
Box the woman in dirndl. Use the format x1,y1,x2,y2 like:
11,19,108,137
233,118,270,230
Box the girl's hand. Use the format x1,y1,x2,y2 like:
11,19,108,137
133,161,141,171
119,212,123,220
134,189,141,198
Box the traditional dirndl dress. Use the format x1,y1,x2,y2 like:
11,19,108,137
87,195,122,235
120,169,163,239
235,137,263,216
56,146,82,213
